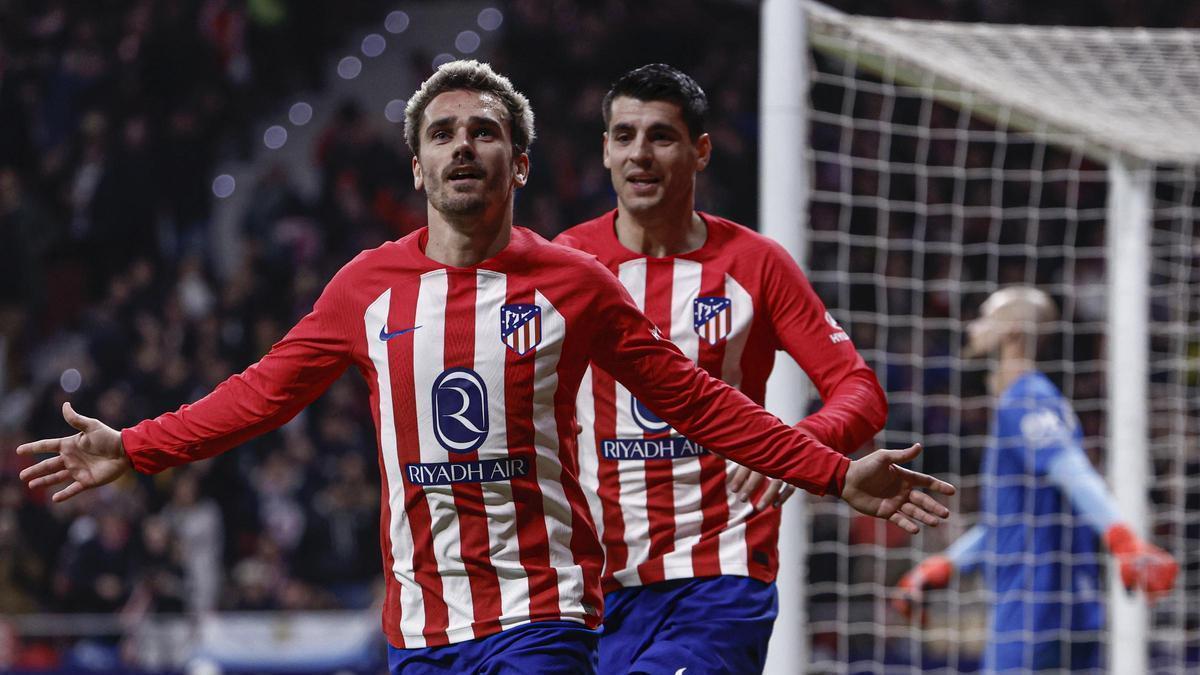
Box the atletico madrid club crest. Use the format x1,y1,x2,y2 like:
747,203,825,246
693,297,732,346
501,304,542,356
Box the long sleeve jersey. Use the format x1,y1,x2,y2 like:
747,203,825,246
555,211,886,590
121,226,851,648
948,371,1106,671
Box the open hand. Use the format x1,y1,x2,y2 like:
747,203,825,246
16,402,131,503
841,444,955,533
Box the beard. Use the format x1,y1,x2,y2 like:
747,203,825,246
425,165,505,217
429,184,487,215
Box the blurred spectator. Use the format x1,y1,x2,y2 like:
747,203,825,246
161,470,222,613
123,515,187,616
57,510,136,613
0,479,44,614
295,452,379,609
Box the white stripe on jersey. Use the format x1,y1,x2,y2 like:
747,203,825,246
611,259,652,588
364,289,426,647
662,259,705,581
412,270,476,638
530,290,586,620
471,271,527,625
717,273,756,576
575,366,605,555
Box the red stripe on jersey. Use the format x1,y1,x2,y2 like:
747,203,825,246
386,285,449,645
556,376,606,622
592,367,626,587
690,266,734,578
444,271,504,637
501,283,561,623
637,259,677,585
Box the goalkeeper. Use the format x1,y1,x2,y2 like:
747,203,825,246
894,286,1177,671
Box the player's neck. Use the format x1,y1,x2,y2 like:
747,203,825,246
991,355,1036,396
425,207,512,267
614,206,706,257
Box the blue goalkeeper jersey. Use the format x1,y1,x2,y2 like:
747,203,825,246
980,370,1104,671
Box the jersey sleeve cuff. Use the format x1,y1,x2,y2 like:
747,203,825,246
120,425,180,475
829,455,851,496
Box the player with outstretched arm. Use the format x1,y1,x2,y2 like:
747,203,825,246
18,60,954,675
555,64,890,674
894,286,1176,672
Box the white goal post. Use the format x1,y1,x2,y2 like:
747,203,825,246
763,3,1200,673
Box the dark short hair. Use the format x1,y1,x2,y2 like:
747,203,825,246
602,63,708,139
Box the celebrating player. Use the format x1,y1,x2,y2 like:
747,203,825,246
894,286,1177,671
17,60,954,674
555,63,891,674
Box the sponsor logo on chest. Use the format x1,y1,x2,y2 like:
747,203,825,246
431,367,489,453
405,455,532,486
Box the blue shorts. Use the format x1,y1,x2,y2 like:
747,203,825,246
388,621,599,674
599,576,778,675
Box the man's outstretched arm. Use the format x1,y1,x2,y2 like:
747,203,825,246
1042,440,1177,598
584,263,954,532
17,277,354,500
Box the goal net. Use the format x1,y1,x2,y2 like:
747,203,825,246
798,5,1200,672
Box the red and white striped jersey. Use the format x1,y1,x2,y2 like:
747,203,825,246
555,211,887,590
120,226,851,648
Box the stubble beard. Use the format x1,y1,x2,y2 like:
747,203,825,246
428,175,489,216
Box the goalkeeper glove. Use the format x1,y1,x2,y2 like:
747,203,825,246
1105,523,1178,601
893,555,953,623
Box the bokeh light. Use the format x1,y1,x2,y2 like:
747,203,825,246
288,102,313,126
337,56,363,79
384,99,407,124
385,11,410,34
455,31,481,54
263,125,287,149
362,33,386,58
60,368,82,393
478,8,503,31
212,174,236,198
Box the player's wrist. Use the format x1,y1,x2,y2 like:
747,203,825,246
830,455,851,496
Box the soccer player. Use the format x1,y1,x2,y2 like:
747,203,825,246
894,286,1178,672
17,60,955,674
555,64,890,674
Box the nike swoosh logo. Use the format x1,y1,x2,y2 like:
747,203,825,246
675,669,687,675
379,324,422,340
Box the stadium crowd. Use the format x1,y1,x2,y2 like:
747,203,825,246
1,0,1197,669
